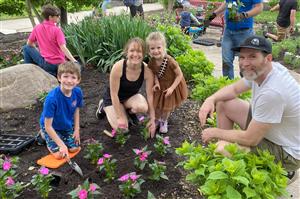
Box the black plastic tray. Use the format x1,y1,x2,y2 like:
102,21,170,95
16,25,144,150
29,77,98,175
0,134,35,155
193,38,215,46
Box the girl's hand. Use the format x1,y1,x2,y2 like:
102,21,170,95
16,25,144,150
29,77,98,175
163,87,174,98
153,83,160,92
147,119,156,138
73,129,80,145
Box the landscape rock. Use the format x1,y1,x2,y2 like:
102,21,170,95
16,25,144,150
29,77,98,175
0,64,58,112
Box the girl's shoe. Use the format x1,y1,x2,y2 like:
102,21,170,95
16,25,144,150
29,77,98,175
159,120,168,134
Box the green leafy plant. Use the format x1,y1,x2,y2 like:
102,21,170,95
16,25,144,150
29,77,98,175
0,156,26,199
153,135,171,156
37,91,48,103
111,128,131,147
191,74,251,102
176,49,214,81
148,160,168,181
176,141,289,198
31,167,54,199
0,50,23,69
84,140,104,164
133,146,152,170
97,154,117,182
138,116,150,141
118,172,145,198
68,179,101,199
227,0,244,21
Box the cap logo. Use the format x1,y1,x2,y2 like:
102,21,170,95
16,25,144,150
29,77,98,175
251,38,260,46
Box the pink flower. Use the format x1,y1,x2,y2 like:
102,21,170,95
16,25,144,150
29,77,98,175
2,161,11,171
78,189,88,199
163,137,170,145
111,129,116,137
89,184,97,192
97,158,104,165
103,154,111,159
138,116,145,122
39,167,49,175
5,177,15,186
139,152,148,161
118,174,129,182
129,174,139,181
133,149,142,155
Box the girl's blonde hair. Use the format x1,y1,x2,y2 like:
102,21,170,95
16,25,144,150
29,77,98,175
146,32,167,55
123,37,146,58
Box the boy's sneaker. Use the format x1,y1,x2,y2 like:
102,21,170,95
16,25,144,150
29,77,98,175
96,99,105,119
36,130,46,146
159,120,168,134
287,170,298,185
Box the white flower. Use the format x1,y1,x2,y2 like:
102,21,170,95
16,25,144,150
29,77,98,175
227,2,233,8
233,1,237,6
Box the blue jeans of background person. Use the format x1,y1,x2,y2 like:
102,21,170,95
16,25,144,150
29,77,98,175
22,45,59,77
221,28,254,79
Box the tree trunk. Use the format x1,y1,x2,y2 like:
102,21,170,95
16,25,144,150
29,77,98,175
25,0,36,27
32,5,43,23
167,0,175,13
59,6,68,26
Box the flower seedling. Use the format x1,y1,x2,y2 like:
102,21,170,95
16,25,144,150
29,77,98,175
97,153,117,182
31,167,54,199
227,0,244,21
112,128,130,147
118,172,144,198
84,140,104,164
0,156,27,199
148,160,168,181
154,135,171,156
133,146,152,170
68,179,101,199
138,116,150,141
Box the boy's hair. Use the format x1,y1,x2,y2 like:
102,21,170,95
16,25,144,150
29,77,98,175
123,37,146,57
57,61,81,80
146,32,167,55
42,4,60,20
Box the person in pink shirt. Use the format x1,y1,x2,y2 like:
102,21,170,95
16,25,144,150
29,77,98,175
23,4,77,76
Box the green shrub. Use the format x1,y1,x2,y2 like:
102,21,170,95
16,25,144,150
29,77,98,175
157,24,192,58
191,74,251,102
64,15,154,72
176,142,289,199
176,49,214,81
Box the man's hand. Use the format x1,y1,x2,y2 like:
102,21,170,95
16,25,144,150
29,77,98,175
199,98,215,126
208,12,217,21
201,128,217,143
290,27,295,34
232,12,247,22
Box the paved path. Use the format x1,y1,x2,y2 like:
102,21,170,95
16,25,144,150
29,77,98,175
1,3,299,198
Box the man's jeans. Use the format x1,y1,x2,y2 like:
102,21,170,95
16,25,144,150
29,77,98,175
22,45,58,77
221,28,254,79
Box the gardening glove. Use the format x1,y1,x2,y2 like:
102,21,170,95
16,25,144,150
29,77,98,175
208,12,217,21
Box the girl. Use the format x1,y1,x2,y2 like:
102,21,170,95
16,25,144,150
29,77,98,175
96,37,156,137
146,32,188,133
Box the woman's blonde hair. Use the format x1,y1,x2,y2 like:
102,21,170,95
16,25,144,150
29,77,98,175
146,31,167,55
57,61,81,80
123,37,146,58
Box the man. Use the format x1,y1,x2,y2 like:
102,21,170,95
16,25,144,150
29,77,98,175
129,0,144,18
208,0,263,79
198,35,300,183
264,0,297,41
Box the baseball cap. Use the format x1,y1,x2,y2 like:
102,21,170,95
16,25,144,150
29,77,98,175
232,35,272,54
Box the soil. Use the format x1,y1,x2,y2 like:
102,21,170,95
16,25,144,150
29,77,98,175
0,32,203,198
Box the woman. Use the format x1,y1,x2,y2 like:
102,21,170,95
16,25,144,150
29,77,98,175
96,37,156,137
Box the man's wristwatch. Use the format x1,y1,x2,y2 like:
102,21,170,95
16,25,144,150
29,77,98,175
241,12,249,19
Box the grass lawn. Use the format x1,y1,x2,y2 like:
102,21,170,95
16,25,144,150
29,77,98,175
256,10,300,24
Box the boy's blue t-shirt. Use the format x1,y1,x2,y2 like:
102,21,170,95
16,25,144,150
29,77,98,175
225,0,262,30
40,86,84,131
180,11,191,27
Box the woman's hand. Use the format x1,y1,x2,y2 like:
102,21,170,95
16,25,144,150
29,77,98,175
153,83,160,92
147,119,156,138
73,129,80,145
117,117,128,130
163,87,174,98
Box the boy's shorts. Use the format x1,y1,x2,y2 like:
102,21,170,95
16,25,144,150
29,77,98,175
246,106,300,171
41,128,78,153
277,25,289,41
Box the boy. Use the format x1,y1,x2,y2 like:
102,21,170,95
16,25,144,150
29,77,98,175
180,2,201,33
23,4,77,76
40,62,83,159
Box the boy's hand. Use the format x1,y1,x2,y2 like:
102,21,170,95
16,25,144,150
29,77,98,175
163,87,174,98
59,144,69,158
73,129,80,145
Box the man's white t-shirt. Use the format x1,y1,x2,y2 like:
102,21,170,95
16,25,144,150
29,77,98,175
244,62,300,159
